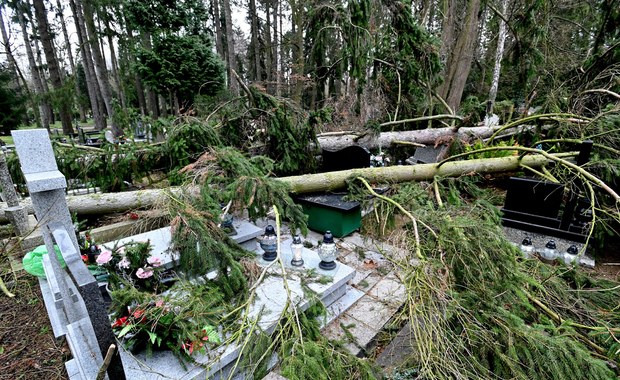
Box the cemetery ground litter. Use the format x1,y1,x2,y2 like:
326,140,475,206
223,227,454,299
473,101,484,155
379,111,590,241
0,266,68,379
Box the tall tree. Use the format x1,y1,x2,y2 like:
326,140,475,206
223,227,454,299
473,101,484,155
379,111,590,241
437,0,482,112
55,0,87,122
79,0,120,135
487,0,509,115
221,0,239,95
12,0,50,129
32,0,73,134
70,0,106,131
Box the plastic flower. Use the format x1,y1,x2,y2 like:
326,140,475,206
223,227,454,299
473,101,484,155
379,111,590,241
117,257,130,269
136,267,154,279
147,256,162,267
111,316,129,328
96,249,113,265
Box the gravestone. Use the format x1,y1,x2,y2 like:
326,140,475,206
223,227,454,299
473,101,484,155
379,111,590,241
322,145,370,172
405,145,448,165
0,150,29,236
11,129,125,379
501,141,594,243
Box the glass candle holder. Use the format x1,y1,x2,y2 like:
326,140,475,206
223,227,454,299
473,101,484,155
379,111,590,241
259,225,277,262
290,235,304,267
541,240,557,260
318,231,337,270
520,237,534,258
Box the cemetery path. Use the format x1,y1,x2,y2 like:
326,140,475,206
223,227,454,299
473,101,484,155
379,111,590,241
0,271,69,380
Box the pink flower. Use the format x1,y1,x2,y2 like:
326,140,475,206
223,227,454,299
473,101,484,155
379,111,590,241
147,256,162,267
117,257,130,269
136,267,154,279
96,249,113,265
155,298,165,308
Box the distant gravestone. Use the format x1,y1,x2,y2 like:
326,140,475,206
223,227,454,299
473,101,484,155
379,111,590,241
0,150,29,236
322,145,371,172
405,145,448,165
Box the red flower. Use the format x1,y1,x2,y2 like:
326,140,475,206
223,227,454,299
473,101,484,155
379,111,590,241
112,316,128,328
81,255,89,264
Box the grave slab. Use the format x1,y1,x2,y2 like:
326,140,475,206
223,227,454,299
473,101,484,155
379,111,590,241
102,220,263,269
114,232,356,380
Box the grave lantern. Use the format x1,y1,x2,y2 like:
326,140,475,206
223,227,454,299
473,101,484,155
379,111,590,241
290,235,304,267
562,244,579,265
318,231,337,270
259,225,277,261
542,240,557,260
221,213,236,236
520,237,534,258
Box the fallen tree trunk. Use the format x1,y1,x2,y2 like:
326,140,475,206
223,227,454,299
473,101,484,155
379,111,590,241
318,124,541,151
0,153,574,223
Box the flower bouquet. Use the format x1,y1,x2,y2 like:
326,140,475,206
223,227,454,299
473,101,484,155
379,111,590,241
96,241,168,293
110,284,224,359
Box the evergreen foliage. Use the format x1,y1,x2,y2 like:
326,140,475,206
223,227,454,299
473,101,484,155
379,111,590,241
0,66,26,133
348,179,619,379
136,34,225,106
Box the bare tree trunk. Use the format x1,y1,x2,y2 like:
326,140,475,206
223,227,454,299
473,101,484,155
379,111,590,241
70,0,106,131
56,0,87,123
141,32,159,118
276,0,283,96
437,0,482,112
212,0,224,57
290,0,304,102
272,0,278,90
79,0,120,135
33,23,56,125
15,1,50,130
487,0,509,116
249,0,261,81
126,26,147,115
264,0,272,84
221,0,239,95
0,153,564,222
32,0,73,134
101,13,123,108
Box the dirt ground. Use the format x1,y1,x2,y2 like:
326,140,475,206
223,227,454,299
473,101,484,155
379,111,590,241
0,264,69,379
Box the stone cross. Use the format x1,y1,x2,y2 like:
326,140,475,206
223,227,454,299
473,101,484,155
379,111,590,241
11,129,125,379
0,150,30,236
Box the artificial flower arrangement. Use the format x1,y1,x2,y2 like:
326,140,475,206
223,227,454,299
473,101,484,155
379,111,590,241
96,241,167,293
109,282,224,359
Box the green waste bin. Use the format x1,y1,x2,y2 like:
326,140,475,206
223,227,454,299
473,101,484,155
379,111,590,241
295,194,361,238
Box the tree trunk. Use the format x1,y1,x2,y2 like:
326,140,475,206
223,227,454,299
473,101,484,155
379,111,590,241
221,0,239,95
264,0,272,84
249,0,261,81
102,13,123,108
212,0,224,57
56,0,87,123
437,0,481,112
487,0,509,116
32,26,55,126
14,1,49,130
290,0,304,102
70,0,106,131
141,32,159,118
32,0,74,134
317,123,545,151
0,153,566,223
79,0,121,135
